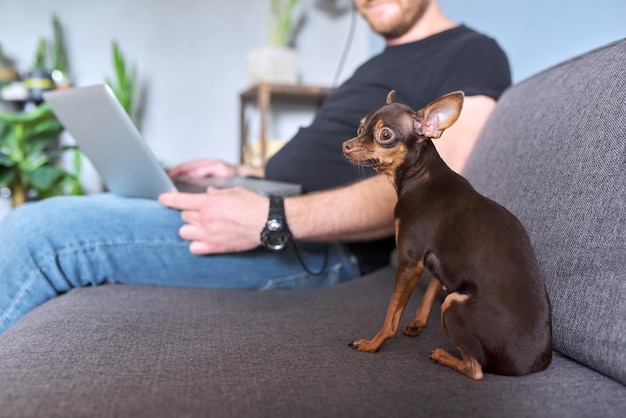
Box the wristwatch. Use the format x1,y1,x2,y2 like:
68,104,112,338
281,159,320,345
260,195,292,251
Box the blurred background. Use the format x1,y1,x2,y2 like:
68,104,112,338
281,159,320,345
0,0,623,213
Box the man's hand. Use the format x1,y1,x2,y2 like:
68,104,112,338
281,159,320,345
159,187,268,254
168,159,264,179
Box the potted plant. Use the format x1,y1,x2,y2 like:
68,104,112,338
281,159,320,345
50,15,72,89
0,103,82,206
24,38,55,102
248,0,301,85
106,40,139,125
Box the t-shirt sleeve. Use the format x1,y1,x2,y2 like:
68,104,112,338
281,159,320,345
439,36,512,100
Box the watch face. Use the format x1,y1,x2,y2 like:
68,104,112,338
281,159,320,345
261,196,291,251
262,218,291,251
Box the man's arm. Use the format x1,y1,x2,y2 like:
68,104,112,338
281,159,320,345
286,174,397,242
434,95,496,173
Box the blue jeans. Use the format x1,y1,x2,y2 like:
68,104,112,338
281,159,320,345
0,194,361,334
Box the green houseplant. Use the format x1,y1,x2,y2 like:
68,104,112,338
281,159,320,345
248,0,301,85
0,103,82,206
0,15,82,207
50,15,72,89
25,37,55,102
268,0,300,47
106,40,138,123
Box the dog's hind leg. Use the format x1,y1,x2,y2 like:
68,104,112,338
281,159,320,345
430,292,484,380
402,275,442,336
430,347,483,380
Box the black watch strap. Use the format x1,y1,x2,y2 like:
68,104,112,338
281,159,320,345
260,195,292,251
267,195,285,221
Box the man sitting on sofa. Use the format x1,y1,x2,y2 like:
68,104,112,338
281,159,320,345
0,0,510,334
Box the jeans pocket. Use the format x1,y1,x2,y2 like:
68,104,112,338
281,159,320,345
259,262,343,291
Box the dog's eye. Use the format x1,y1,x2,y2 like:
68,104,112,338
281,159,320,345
378,128,394,143
357,126,364,135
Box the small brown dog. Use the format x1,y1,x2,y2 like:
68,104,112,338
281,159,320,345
343,90,552,380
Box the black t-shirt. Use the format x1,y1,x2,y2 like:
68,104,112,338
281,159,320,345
264,25,511,273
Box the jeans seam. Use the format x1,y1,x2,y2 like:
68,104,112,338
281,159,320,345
0,266,41,329
258,261,343,291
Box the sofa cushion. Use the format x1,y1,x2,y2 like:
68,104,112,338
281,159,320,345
463,38,626,384
1,271,625,418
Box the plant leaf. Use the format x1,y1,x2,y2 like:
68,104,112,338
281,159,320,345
24,165,64,190
0,167,16,187
0,103,55,125
72,148,82,176
21,153,49,171
0,153,14,166
30,117,63,137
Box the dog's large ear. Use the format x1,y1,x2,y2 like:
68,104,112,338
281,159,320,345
413,91,464,139
386,90,397,104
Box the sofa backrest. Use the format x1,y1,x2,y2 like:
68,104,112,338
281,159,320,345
463,38,626,384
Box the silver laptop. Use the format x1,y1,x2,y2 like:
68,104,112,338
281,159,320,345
43,84,301,199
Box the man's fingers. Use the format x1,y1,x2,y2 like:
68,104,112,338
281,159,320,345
189,241,211,255
168,159,212,178
159,192,205,210
179,223,205,241
180,210,200,225
180,225,215,255
161,185,266,255
168,159,236,179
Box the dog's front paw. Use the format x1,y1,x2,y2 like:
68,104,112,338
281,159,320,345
401,323,424,337
348,339,379,353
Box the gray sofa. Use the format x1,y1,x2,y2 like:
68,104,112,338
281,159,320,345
1,39,625,418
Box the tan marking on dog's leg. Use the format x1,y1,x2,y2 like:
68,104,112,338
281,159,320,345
440,292,470,333
430,347,484,380
431,292,483,379
402,276,442,336
350,261,424,353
